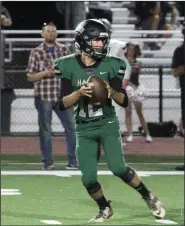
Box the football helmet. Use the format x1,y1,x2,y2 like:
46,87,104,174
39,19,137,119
75,19,110,59
99,18,112,36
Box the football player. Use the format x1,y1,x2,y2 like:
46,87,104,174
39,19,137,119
54,19,165,222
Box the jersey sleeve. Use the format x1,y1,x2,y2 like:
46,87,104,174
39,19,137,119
117,59,127,80
108,58,127,81
53,57,72,80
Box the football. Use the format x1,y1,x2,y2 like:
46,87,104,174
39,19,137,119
87,75,108,104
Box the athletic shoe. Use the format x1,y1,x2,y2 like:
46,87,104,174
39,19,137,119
143,192,165,219
65,164,78,170
146,135,152,143
126,135,133,142
175,165,184,171
42,163,55,170
88,201,113,223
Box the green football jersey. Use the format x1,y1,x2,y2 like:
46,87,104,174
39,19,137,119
53,54,126,122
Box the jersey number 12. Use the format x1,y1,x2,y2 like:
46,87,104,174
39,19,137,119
79,103,103,118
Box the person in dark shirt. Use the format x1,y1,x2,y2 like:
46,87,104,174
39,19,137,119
175,2,185,19
1,4,14,135
159,2,177,29
158,2,178,41
86,2,113,24
134,2,160,30
172,22,185,171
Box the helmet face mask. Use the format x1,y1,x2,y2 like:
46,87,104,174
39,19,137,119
86,37,109,58
75,19,110,59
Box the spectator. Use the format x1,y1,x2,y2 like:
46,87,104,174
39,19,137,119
123,42,152,143
159,2,178,38
172,22,184,171
1,4,12,27
86,2,113,23
26,22,77,170
176,2,185,20
1,5,14,135
134,2,162,50
147,2,178,50
172,22,185,137
134,2,160,31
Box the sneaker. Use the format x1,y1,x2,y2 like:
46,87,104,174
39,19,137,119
146,135,152,143
143,193,165,219
42,163,55,170
88,201,113,223
175,165,184,171
65,164,78,170
126,135,133,142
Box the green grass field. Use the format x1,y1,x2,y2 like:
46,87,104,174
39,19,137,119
1,155,184,225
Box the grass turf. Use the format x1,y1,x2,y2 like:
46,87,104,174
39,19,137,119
1,155,184,225
1,154,184,171
1,173,184,225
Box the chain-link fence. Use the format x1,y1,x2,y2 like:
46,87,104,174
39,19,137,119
1,32,182,135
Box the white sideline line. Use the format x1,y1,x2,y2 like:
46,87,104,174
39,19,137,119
1,162,183,165
1,189,21,196
1,170,184,177
1,189,19,192
41,220,62,225
156,219,178,225
1,192,21,195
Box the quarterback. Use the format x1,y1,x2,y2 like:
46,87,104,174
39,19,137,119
54,19,165,222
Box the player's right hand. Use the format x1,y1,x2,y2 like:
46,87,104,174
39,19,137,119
78,82,94,98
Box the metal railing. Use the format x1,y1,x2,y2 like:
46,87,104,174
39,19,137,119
2,28,183,64
1,29,184,35
4,37,184,43
114,16,185,22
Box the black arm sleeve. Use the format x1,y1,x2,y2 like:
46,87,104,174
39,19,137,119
60,78,73,96
109,77,128,108
58,78,73,110
109,76,122,92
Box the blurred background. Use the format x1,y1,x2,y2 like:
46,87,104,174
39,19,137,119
1,1,184,156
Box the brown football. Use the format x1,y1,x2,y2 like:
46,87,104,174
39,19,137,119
87,75,108,104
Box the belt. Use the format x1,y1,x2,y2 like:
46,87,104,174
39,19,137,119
76,116,105,124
